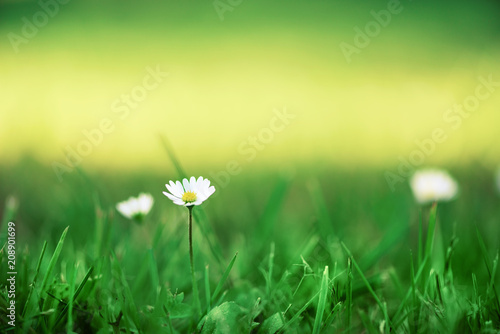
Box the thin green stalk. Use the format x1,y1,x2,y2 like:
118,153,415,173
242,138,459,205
424,202,438,260
267,242,275,297
188,206,201,317
341,242,389,332
418,209,423,268
21,241,47,318
410,252,417,334
346,258,353,333
67,264,78,333
205,265,211,312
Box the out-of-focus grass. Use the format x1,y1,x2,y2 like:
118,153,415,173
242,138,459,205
0,156,499,332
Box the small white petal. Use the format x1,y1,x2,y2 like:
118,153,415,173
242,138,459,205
195,178,207,199
173,199,185,206
138,193,154,214
167,181,183,198
183,178,191,192
207,186,215,196
129,198,140,213
190,176,197,187
165,184,175,196
116,202,132,218
163,191,180,202
202,186,215,201
189,176,199,195
175,181,184,194
197,192,207,202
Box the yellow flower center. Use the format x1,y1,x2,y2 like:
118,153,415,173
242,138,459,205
182,191,197,203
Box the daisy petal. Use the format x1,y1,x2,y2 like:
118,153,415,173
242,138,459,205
190,176,197,186
197,192,207,202
175,181,184,194
168,181,183,198
166,184,181,199
163,176,216,207
183,178,191,192
173,199,185,206
163,191,180,202
116,193,154,220
189,176,198,194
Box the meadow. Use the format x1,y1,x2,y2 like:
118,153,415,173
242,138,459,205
1,154,499,333
1,0,500,332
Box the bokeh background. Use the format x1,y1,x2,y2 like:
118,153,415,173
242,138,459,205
1,0,500,171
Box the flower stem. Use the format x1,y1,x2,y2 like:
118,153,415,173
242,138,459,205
188,206,201,317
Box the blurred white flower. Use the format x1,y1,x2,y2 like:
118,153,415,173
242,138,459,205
116,193,154,222
410,169,458,204
163,176,215,206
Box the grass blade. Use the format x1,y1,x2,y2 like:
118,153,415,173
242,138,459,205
409,252,417,334
21,241,47,318
392,257,428,329
211,252,238,305
205,265,211,312
40,226,69,296
66,264,78,332
149,249,160,303
278,291,320,333
341,242,389,331
418,209,423,268
266,243,275,297
312,265,329,334
475,226,500,313
346,258,353,333
111,251,140,330
55,266,94,326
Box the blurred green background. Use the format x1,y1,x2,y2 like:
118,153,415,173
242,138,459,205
1,0,499,173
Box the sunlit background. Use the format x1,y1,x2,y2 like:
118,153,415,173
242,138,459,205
1,0,499,176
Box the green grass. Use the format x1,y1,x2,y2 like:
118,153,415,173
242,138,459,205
0,155,500,333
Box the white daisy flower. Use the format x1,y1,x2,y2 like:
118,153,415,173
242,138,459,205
116,193,154,222
163,176,215,206
410,169,459,205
